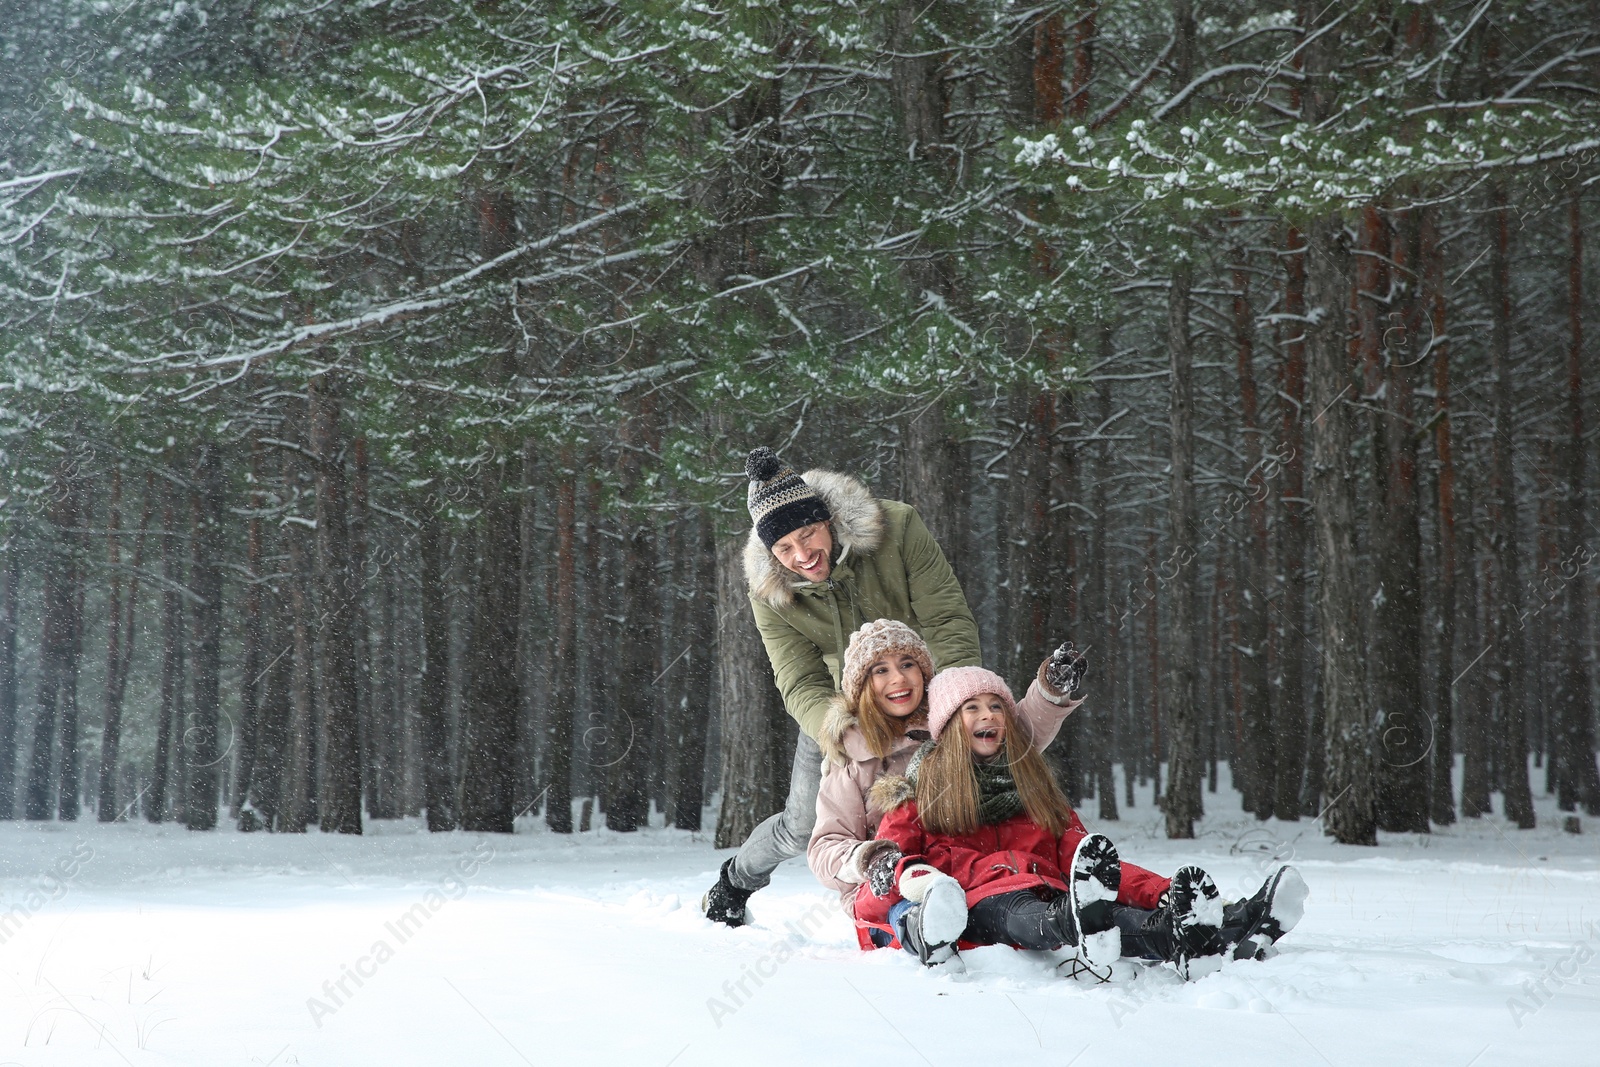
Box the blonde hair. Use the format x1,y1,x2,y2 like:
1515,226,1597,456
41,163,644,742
855,663,927,759
916,702,1075,837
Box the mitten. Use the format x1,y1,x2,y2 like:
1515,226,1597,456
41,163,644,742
897,863,956,904
1040,641,1088,702
866,846,904,899
839,838,898,885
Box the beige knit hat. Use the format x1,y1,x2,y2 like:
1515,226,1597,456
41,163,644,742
840,620,935,709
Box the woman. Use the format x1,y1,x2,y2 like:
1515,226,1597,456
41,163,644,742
806,619,1085,949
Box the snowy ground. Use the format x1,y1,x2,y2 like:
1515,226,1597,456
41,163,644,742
1,762,1596,1067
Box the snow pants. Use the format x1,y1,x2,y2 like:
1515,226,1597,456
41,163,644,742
963,889,1075,951
728,732,822,892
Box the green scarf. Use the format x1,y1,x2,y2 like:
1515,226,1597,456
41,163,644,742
973,756,1024,826
906,740,1023,826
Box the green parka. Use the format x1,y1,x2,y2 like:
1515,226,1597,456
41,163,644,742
743,469,981,741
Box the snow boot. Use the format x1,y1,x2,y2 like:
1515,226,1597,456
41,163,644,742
1126,866,1224,979
701,858,754,928
898,877,967,967
1057,833,1122,974
1225,865,1308,961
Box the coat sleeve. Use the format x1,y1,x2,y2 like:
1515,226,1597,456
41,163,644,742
1014,677,1083,754
874,799,927,863
808,763,873,893
749,593,836,741
899,506,982,671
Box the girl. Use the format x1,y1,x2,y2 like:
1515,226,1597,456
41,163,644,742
807,620,1086,956
861,666,1306,977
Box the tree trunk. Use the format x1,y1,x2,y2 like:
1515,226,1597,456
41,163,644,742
1426,210,1459,826
1487,186,1536,830
351,436,378,820
375,543,403,820
459,456,522,834
0,546,18,819
249,562,290,830
28,462,80,820
671,512,717,831
186,444,225,831
516,438,541,821
282,509,316,834
310,374,363,835
713,533,785,849
605,402,658,832
1232,257,1273,819
148,480,184,824
1145,535,1161,801
1459,512,1493,818
544,465,577,833
1163,256,1202,839
1274,226,1311,821
419,502,456,831
1374,205,1430,833
97,470,149,821
1305,215,1377,845
1559,191,1600,814
1051,391,1083,801
904,405,965,580
234,444,266,826
1090,358,1119,822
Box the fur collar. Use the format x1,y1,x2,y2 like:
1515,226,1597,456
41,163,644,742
868,740,933,812
742,469,885,608
869,773,916,813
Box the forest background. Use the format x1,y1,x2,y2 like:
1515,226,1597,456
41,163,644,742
2,0,1599,852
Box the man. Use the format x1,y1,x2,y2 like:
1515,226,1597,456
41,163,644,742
702,446,981,925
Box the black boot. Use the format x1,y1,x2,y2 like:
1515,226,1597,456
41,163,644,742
896,876,966,966
701,858,754,927
1225,865,1308,960
1126,867,1224,979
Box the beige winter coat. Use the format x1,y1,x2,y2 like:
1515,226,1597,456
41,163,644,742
806,672,1083,912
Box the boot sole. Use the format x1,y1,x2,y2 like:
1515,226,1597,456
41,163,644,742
919,877,969,946
1068,833,1123,970
1168,866,1223,979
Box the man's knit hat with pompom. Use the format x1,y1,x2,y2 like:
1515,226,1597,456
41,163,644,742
746,446,832,549
840,619,935,709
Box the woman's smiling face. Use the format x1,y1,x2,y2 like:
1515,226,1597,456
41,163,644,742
867,653,925,718
959,693,1008,758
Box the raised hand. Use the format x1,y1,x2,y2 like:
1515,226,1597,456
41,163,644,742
1044,641,1088,698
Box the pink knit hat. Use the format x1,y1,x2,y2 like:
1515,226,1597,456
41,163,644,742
928,666,1016,740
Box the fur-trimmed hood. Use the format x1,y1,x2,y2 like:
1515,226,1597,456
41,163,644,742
817,695,933,768
817,694,858,767
743,469,885,609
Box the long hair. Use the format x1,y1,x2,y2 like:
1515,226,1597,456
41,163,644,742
855,663,927,759
916,704,1076,837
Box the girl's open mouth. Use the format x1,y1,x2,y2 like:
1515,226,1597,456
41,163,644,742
973,728,999,740
886,689,913,702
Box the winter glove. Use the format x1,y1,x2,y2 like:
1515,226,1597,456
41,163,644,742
1040,641,1088,703
839,838,898,885
897,863,957,904
866,846,904,899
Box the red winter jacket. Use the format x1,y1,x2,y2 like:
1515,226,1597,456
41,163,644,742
853,776,1170,937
